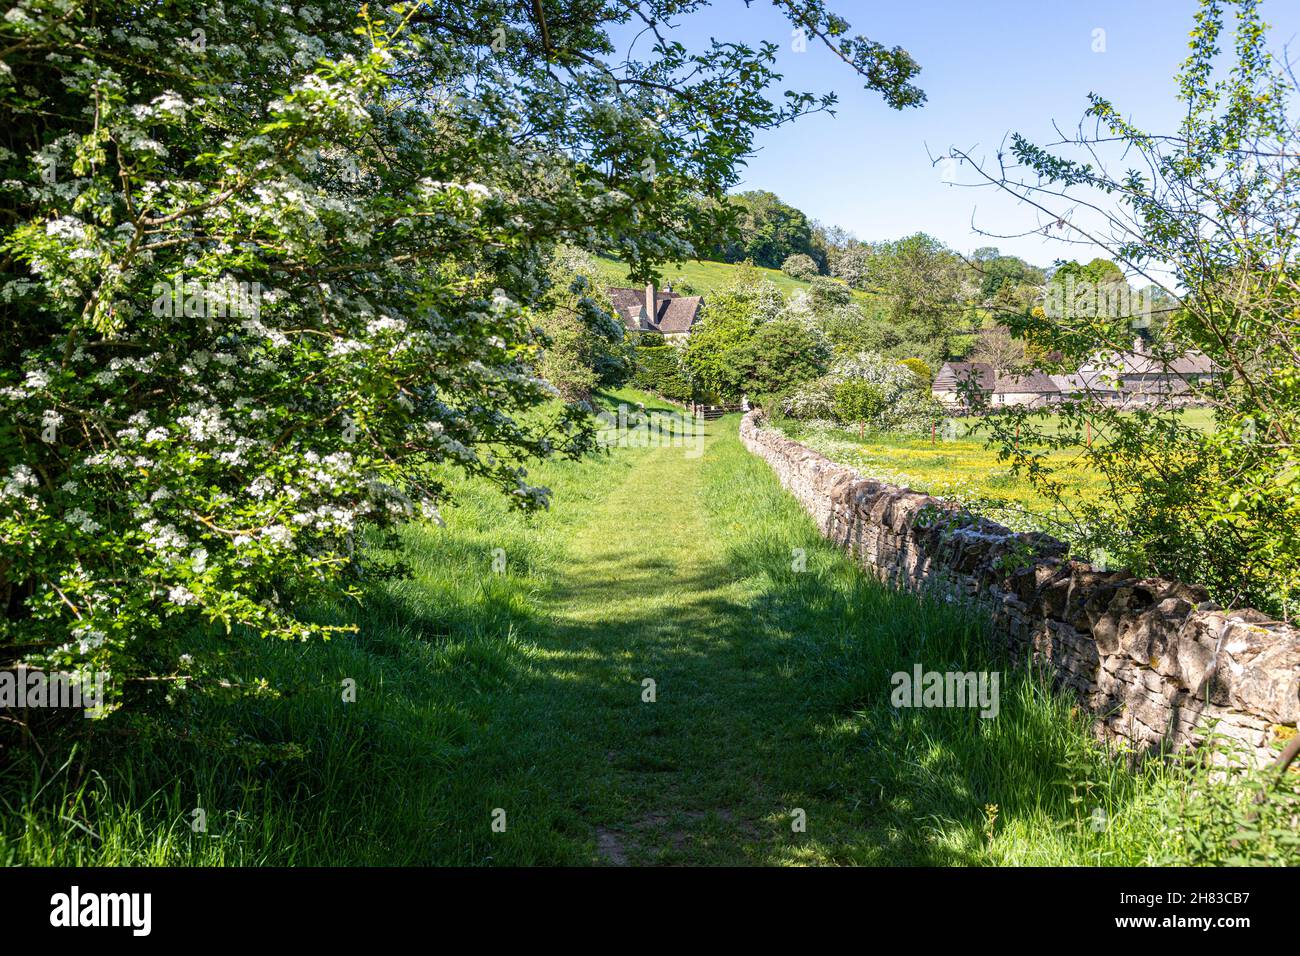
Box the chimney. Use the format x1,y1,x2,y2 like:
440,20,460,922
645,282,656,329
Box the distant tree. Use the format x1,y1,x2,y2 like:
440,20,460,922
968,324,1028,371
781,253,820,281
820,303,885,357
871,233,971,364
819,296,951,361
727,320,829,396
715,191,817,269
1041,257,1147,339
811,221,856,274
1047,257,1126,292
823,223,857,249
829,243,875,289
974,254,1046,301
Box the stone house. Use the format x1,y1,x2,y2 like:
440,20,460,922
1075,338,1219,403
606,283,704,341
933,339,1221,410
933,362,1061,409
605,282,707,343
931,361,995,411
990,369,1063,407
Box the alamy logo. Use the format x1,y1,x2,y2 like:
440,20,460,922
0,668,106,717
151,274,262,320
594,404,704,459
1043,275,1151,323
49,886,151,936
890,664,1000,719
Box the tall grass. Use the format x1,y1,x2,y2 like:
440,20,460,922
1,391,1293,865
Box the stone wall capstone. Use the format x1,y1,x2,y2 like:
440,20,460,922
740,411,1299,765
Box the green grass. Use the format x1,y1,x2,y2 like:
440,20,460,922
592,255,879,306
1,389,1292,865
775,418,1108,539
777,408,1218,542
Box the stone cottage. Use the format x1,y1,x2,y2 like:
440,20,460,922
606,283,704,341
933,339,1221,410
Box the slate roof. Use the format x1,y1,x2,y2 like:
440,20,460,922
606,287,703,334
607,287,650,326
1081,345,1218,376
1049,374,1090,394
933,361,996,393
993,369,1061,394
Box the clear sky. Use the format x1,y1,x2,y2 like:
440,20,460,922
616,0,1300,268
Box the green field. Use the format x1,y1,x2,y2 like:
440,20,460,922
1,391,1290,865
776,408,1219,544
593,255,881,307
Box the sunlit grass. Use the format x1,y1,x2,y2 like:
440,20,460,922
1,390,1290,866
777,408,1217,539
591,255,882,307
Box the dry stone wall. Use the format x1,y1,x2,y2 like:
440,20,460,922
740,412,1300,765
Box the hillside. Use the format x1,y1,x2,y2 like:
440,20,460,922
593,255,879,307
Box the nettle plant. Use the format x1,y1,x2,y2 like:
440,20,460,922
0,0,923,711
955,0,1300,616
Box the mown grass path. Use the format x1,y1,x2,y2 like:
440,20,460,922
435,395,1105,866
4,392,1176,867
533,418,783,864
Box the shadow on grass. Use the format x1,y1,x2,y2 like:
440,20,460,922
0,402,1145,866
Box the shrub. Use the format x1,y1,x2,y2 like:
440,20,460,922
808,276,853,311
781,253,819,281
898,358,933,387
783,351,943,434
832,379,887,425
632,345,693,402
536,314,600,401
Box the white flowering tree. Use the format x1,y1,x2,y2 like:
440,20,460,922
954,0,1299,614
781,351,941,433
0,0,922,709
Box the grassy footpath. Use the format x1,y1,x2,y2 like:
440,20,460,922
1,391,1291,865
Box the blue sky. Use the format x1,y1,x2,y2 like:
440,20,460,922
616,0,1300,268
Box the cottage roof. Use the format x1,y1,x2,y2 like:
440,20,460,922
993,369,1061,394
934,361,995,392
606,287,703,334
1081,343,1218,377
